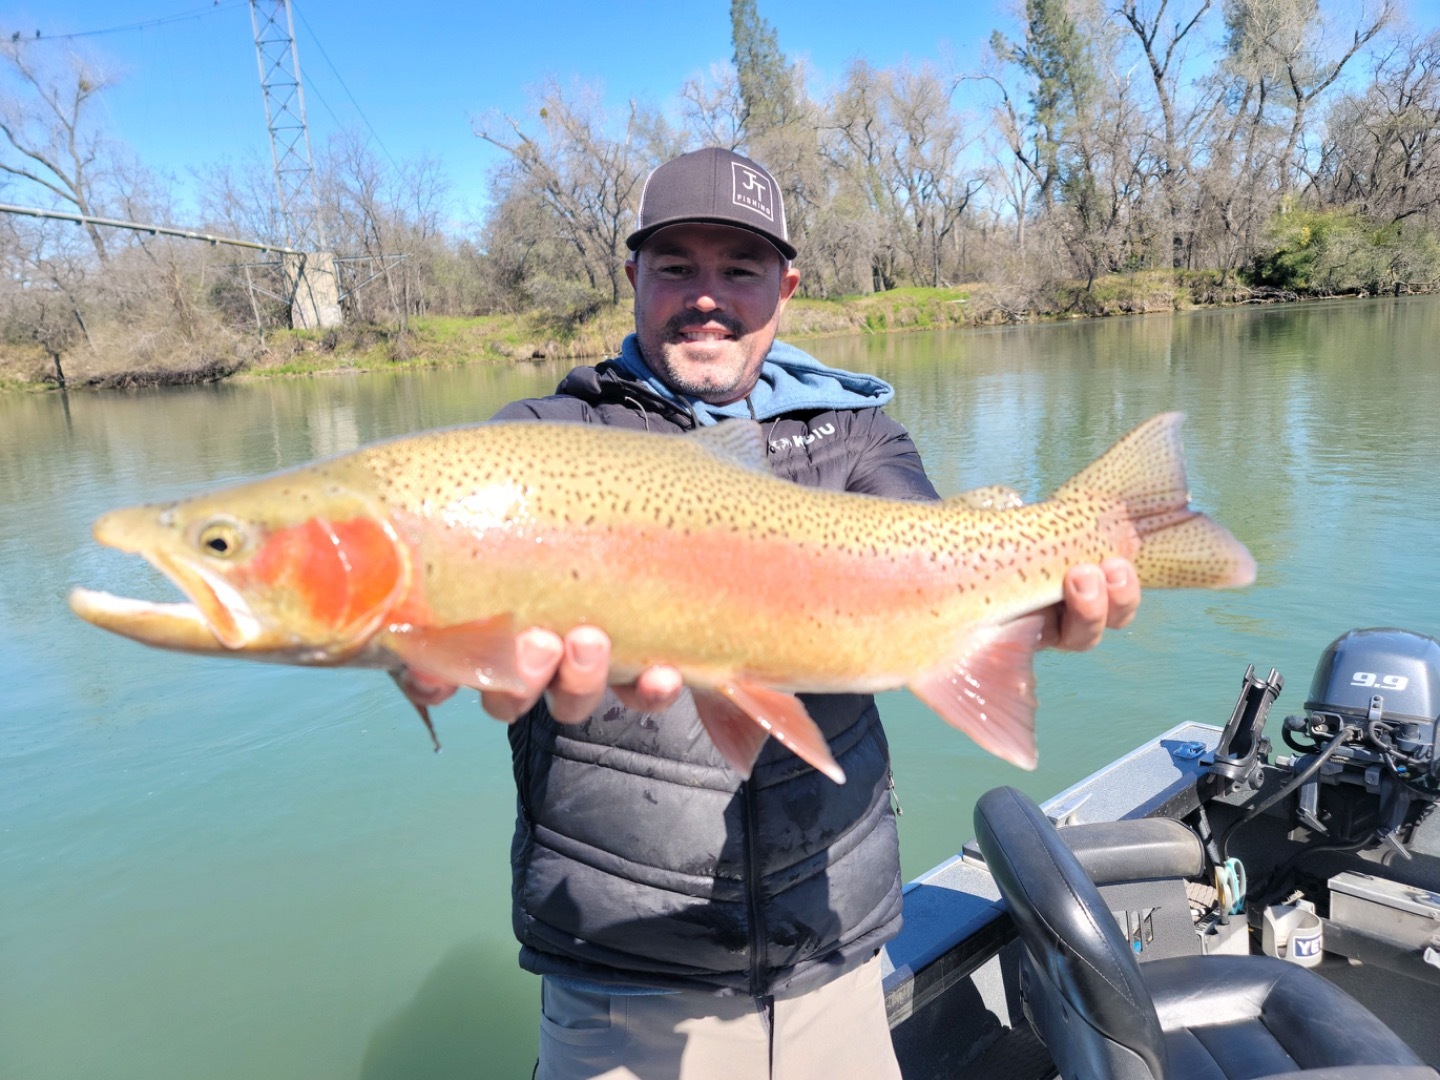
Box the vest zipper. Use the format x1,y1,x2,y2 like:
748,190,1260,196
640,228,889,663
887,766,904,817
742,778,768,998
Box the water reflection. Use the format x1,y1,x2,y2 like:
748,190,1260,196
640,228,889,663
3,298,1439,1080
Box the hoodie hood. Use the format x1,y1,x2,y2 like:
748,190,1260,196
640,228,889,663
610,334,893,427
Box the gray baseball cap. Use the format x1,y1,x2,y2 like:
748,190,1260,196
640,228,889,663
626,147,796,260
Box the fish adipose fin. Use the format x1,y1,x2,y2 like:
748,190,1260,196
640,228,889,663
1055,412,1256,589
947,484,1025,511
693,683,846,784
910,614,1047,771
385,616,528,695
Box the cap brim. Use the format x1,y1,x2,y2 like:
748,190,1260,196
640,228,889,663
626,218,797,261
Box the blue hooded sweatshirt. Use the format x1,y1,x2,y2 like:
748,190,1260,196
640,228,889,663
610,333,893,426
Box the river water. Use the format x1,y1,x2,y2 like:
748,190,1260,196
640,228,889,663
3,296,1438,1079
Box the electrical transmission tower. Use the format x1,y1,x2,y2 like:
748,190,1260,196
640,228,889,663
248,0,340,327
249,0,322,250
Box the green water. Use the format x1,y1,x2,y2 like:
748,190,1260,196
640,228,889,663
3,297,1438,1079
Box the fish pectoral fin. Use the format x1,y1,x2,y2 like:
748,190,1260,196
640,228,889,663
693,682,846,784
385,616,527,694
909,614,1046,771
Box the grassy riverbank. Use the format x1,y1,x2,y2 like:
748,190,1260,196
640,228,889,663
0,269,1416,392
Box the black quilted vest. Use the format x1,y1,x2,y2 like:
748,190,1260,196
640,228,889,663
493,358,937,998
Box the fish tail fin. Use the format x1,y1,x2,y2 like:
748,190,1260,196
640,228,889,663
1054,412,1256,589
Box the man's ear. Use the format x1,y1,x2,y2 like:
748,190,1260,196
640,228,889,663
779,264,800,302
624,258,638,290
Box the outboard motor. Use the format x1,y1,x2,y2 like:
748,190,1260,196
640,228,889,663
1283,628,1440,858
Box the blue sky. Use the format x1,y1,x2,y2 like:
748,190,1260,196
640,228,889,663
2,0,1007,227
6,0,1439,231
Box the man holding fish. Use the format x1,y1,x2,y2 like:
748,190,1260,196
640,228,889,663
70,148,1254,1078
488,148,1141,1080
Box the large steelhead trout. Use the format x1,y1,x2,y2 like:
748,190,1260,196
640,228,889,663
70,412,1254,782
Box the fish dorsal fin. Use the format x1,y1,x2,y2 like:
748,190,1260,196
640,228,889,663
689,421,770,473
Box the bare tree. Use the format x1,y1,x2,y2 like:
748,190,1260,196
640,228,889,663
679,64,747,151
1116,0,1215,266
476,80,676,306
0,42,119,262
1223,0,1394,195
876,64,984,285
195,153,288,247
1317,28,1440,226
826,59,905,290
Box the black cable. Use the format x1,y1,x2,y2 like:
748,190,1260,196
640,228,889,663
1250,837,1371,910
288,0,403,175
10,1,246,44
1217,724,1358,862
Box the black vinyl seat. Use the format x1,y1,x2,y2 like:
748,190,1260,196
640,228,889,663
973,786,1436,1080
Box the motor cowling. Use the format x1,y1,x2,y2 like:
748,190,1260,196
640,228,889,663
1305,628,1440,737
1285,628,1440,855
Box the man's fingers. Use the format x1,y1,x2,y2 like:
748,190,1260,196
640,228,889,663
613,666,686,713
479,628,564,723
545,626,613,723
1100,556,1140,629
1047,559,1141,653
477,627,686,724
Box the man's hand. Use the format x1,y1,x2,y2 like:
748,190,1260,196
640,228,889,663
479,625,683,724
1043,557,1140,652
481,557,1140,723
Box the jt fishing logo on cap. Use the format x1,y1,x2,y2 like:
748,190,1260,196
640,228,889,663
731,162,776,223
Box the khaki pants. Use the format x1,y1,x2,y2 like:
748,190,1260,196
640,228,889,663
535,957,902,1080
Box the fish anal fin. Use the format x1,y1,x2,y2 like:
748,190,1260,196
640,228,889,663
385,615,526,694
694,682,846,784
910,615,1046,770
692,690,771,780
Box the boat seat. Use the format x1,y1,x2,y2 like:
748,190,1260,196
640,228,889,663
973,786,1436,1080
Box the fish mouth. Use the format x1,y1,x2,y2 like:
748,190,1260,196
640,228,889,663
68,587,230,653
70,508,266,652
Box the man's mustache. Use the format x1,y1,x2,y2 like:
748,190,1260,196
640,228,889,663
663,313,744,338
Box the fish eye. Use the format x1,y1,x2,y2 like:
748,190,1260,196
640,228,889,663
197,520,245,559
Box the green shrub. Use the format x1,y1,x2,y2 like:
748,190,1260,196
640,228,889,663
1246,204,1440,295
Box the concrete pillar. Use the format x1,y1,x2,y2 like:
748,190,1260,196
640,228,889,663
284,251,344,329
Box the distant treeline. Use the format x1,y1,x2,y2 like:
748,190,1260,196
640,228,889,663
2,0,1438,385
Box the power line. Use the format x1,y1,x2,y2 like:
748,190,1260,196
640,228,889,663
288,0,403,175
7,1,248,44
